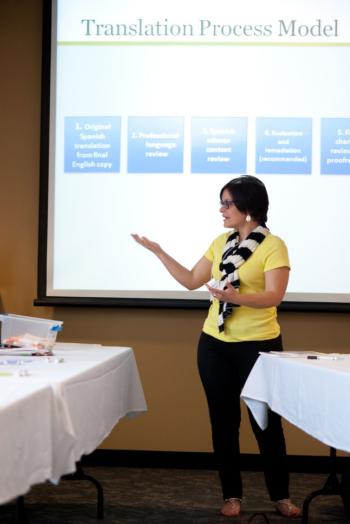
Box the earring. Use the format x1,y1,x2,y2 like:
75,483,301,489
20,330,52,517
246,214,251,223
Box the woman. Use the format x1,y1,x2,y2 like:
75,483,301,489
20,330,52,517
132,175,301,518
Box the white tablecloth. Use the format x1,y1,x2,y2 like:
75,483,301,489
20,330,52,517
241,352,350,453
0,343,147,505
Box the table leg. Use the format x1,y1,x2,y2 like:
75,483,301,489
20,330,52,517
13,496,29,524
63,462,104,519
302,447,349,524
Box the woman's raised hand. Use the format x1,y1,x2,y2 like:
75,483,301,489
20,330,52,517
131,233,162,255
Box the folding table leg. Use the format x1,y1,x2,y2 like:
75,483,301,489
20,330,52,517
302,447,348,524
13,496,29,524
63,462,104,519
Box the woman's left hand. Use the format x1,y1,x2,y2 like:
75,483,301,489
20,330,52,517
206,282,241,304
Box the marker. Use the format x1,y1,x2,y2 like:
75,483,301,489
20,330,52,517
307,355,341,360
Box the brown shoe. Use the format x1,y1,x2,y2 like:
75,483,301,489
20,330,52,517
221,498,241,517
275,499,302,518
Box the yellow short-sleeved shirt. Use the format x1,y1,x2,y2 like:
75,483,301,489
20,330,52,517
203,231,290,342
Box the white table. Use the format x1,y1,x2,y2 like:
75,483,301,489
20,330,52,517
241,352,350,453
0,382,60,506
0,343,147,506
241,351,350,524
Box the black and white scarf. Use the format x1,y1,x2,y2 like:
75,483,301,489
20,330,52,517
218,225,269,332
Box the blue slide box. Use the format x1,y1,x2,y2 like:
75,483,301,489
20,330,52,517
191,117,247,174
321,118,350,175
127,117,184,173
64,116,121,173
256,117,312,175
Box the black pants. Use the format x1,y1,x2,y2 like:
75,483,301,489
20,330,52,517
197,331,290,501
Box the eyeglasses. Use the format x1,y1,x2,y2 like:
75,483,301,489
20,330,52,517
220,199,236,209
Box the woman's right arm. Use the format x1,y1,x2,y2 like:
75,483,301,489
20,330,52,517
131,234,212,290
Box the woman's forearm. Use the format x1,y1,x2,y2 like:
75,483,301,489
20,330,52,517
232,290,284,308
131,234,212,290
156,250,200,289
207,267,289,308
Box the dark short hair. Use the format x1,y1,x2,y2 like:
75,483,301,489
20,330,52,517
220,175,269,224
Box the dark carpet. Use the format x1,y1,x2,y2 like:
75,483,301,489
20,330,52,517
1,467,349,523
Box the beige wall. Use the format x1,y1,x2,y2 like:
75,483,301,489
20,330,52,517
1,0,349,458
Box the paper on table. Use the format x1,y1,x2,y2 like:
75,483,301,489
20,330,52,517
265,351,325,358
265,351,347,359
0,348,47,356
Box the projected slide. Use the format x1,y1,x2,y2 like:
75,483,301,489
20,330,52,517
43,0,350,304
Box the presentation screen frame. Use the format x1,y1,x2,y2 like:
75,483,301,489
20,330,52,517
36,0,350,312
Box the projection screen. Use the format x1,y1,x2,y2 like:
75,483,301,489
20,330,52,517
36,0,350,309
